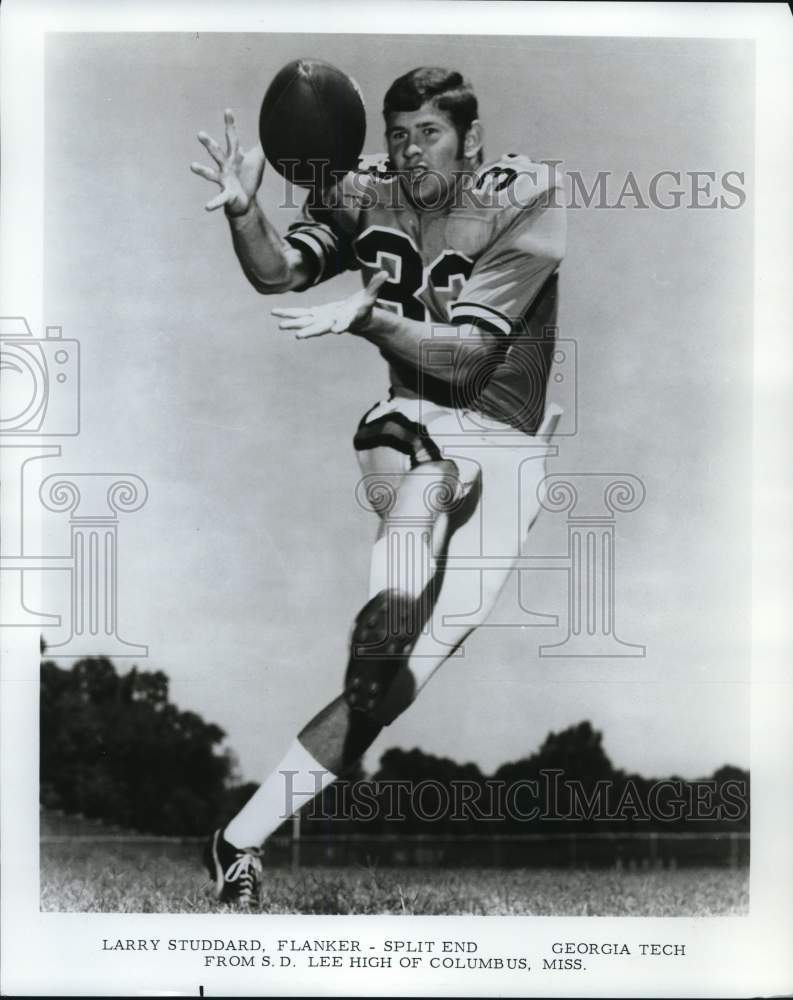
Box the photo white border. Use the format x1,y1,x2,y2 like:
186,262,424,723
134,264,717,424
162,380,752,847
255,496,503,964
2,1,792,996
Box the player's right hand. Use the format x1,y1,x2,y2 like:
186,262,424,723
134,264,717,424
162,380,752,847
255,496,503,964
191,109,265,215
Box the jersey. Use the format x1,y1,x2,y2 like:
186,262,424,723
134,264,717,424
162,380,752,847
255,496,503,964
285,153,566,434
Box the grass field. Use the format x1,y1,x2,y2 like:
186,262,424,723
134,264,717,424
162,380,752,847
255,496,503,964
40,841,748,915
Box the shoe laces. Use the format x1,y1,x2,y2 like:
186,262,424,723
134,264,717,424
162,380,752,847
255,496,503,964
225,849,262,902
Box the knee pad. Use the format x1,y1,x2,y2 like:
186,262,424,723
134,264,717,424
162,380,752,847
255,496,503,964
344,590,420,725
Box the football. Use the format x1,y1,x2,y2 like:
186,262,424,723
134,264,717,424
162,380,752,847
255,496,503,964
259,59,366,189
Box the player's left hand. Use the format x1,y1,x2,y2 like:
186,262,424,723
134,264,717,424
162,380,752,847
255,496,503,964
271,271,389,339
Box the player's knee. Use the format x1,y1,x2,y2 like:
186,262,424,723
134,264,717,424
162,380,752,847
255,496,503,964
345,666,416,726
344,590,422,725
390,459,464,518
344,663,416,726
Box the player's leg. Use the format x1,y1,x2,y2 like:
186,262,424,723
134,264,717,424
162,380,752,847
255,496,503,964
206,444,451,902
364,459,460,597
343,456,466,720
215,439,544,888
292,457,462,767
206,695,380,905
205,407,552,903
371,430,556,722
206,576,431,905
340,399,558,725
223,463,480,884
401,405,562,702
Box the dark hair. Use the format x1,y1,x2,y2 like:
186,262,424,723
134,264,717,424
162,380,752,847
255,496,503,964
383,67,479,156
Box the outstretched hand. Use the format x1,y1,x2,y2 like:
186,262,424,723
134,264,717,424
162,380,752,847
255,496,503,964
190,109,265,215
272,271,390,339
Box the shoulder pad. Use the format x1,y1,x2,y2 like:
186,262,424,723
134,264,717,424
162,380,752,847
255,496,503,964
473,154,561,207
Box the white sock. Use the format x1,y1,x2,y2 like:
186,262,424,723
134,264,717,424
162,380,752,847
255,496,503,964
224,739,337,849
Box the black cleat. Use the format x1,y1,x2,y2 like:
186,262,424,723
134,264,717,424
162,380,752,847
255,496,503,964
203,828,263,907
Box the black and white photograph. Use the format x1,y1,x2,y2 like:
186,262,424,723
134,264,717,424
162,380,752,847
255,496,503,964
1,2,792,997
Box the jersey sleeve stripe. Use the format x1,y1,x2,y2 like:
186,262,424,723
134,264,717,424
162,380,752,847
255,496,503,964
448,302,512,336
284,231,328,286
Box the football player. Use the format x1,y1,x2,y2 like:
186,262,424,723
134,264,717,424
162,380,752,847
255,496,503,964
192,67,565,906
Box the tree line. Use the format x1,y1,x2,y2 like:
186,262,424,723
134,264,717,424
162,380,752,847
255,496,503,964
40,654,749,837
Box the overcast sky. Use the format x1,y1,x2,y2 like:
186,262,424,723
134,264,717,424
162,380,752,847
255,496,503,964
40,32,753,782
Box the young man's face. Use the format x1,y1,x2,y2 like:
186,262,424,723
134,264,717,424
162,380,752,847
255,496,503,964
385,102,468,210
